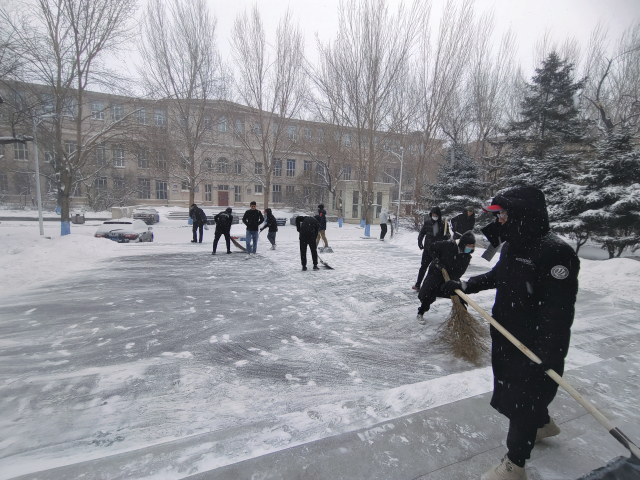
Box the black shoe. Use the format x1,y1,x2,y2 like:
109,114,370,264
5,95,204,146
313,265,319,270
212,251,216,255
191,240,197,243
227,251,232,254
302,266,307,271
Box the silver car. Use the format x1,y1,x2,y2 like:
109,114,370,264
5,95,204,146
95,219,154,243
133,207,161,224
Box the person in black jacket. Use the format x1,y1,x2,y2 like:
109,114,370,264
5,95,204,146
416,230,476,324
413,206,449,290
442,186,580,480
296,215,320,270
260,208,278,250
316,203,329,248
450,206,476,240
212,207,233,254
189,204,208,243
242,201,264,255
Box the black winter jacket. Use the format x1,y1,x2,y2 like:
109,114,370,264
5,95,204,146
418,206,448,249
242,209,264,231
189,206,208,226
426,240,472,283
317,208,327,230
296,215,320,240
261,214,278,233
213,211,232,233
465,186,580,428
451,212,475,238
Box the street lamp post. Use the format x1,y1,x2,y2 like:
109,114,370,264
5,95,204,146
388,147,404,232
32,113,57,236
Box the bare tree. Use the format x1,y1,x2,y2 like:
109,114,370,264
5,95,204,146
313,0,425,224
230,6,306,209
1,0,138,231
138,0,228,207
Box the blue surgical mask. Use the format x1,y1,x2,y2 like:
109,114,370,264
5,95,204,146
464,247,474,254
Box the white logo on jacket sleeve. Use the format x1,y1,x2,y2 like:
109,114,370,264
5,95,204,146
551,265,569,279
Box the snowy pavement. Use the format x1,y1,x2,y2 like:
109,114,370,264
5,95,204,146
1,215,639,479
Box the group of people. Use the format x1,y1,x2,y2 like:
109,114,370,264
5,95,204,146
411,187,580,480
188,201,331,269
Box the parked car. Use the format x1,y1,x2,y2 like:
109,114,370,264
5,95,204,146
133,207,160,224
276,217,288,226
95,219,154,243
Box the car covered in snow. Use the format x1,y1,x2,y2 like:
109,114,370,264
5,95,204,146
275,216,288,226
132,207,161,224
94,219,154,243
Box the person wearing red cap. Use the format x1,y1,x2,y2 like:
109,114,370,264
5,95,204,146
442,186,580,480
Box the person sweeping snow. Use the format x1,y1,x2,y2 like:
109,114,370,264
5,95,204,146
416,230,476,325
413,206,449,291
442,186,580,480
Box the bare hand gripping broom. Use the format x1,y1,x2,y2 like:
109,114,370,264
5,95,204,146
452,286,640,463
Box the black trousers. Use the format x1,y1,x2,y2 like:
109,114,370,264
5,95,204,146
417,275,467,314
506,415,548,467
213,231,231,253
380,223,387,239
415,248,433,286
299,237,318,267
267,231,277,246
192,224,203,242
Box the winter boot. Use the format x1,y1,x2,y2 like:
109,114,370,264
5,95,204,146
302,266,307,271
416,313,426,325
271,245,276,250
481,455,528,480
227,251,232,254
212,251,216,255
313,265,319,270
412,284,420,291
191,239,197,243
536,418,561,442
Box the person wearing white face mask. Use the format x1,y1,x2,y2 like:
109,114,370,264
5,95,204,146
413,206,449,291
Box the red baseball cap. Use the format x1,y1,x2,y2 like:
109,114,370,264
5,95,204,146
482,204,504,213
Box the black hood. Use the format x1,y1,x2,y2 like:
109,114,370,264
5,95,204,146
427,206,442,221
485,186,550,247
225,207,232,213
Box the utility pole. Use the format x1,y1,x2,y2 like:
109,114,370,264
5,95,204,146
389,147,404,232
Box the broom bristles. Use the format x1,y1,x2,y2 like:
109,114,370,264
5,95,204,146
434,295,489,365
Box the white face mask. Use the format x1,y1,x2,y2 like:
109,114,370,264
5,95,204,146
431,215,438,221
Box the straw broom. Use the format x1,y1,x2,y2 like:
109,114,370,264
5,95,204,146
434,266,489,365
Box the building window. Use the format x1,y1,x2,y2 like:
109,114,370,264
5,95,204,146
273,159,282,177
318,129,324,142
376,192,382,218
203,158,212,172
111,104,124,122
91,100,104,120
95,144,106,166
234,185,241,202
204,116,212,130
286,185,295,197
40,94,53,114
218,116,228,132
64,140,77,157
218,157,228,174
136,108,148,125
254,184,263,194
63,97,76,117
255,162,263,175
235,120,243,135
14,143,28,160
205,184,212,202
272,184,282,203
345,133,351,146
138,178,151,199
304,127,311,139
113,178,125,190
154,109,166,127
273,123,278,139
181,180,189,191
180,156,190,171
303,187,311,204
287,125,296,140
343,165,351,180
253,122,262,135
156,180,167,200
133,148,147,168
15,172,31,194
95,176,107,190
304,160,312,173
0,173,8,192
352,190,359,218
155,151,166,170
286,159,296,177
113,145,125,167
218,184,228,191
235,161,242,175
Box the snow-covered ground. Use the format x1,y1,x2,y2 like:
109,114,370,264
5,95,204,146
0,210,639,479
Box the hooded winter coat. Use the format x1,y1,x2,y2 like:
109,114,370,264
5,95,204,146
296,215,320,241
451,211,475,238
262,210,278,232
465,186,580,429
418,206,448,249
379,209,389,224
213,208,233,234
317,207,327,230
189,206,208,227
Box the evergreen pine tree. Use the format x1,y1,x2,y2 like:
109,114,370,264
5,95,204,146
501,52,589,224
430,144,488,218
564,128,640,257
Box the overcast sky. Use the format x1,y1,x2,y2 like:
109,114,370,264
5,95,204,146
207,0,640,76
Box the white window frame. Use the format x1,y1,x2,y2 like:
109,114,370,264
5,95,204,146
113,145,125,167
91,100,104,120
254,184,263,194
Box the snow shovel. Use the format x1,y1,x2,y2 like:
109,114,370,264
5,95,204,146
452,287,640,464
230,236,247,252
316,253,334,270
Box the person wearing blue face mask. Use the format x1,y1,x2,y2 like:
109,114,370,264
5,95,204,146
415,230,476,325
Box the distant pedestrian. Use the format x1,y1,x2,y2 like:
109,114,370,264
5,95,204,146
261,208,278,250
416,231,475,324
212,207,233,254
316,203,329,248
379,208,390,240
189,203,208,243
242,201,264,256
450,206,476,240
296,215,320,270
413,206,449,290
